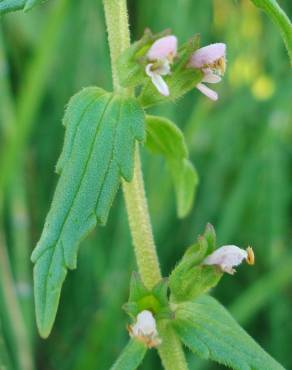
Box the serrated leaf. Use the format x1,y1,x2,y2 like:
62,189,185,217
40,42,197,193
145,115,198,218
0,0,45,14
31,87,145,338
174,295,284,370
110,339,147,370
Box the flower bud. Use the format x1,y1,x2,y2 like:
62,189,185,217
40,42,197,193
129,310,162,348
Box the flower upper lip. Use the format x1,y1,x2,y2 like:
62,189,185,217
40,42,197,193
188,42,227,101
202,245,254,275
146,35,178,61
188,43,226,69
145,35,178,97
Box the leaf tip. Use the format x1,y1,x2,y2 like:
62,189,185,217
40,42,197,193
37,321,52,339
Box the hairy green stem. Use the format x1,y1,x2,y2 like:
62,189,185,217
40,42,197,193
103,0,161,289
103,0,130,92
102,1,188,369
122,150,161,288
158,322,189,370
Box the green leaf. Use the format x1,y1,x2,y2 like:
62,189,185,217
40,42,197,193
145,115,198,218
174,295,284,370
31,87,145,338
169,158,198,218
145,115,188,159
110,339,147,370
250,0,292,65
0,0,45,14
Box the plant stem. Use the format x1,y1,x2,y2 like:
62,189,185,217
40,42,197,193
158,321,189,370
103,0,161,290
103,0,130,92
103,1,188,369
122,150,161,289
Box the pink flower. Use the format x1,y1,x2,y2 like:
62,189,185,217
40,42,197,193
202,245,254,274
188,43,226,101
145,35,177,96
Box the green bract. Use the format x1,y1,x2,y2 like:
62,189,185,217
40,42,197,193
117,29,170,88
31,87,145,338
145,115,198,218
173,295,284,370
124,273,171,320
0,0,45,13
169,224,222,302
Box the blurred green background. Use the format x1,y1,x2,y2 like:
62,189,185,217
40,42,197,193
0,0,292,369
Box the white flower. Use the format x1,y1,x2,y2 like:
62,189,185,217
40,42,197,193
188,43,226,101
129,310,161,348
145,35,177,96
203,245,255,274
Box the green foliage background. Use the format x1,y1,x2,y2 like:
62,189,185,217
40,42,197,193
0,0,291,369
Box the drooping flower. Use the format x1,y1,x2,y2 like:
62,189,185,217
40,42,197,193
188,43,226,101
145,35,177,96
203,245,254,275
128,310,161,348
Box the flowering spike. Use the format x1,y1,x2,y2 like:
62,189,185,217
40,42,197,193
128,310,162,348
145,35,177,96
188,42,226,101
202,245,255,275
